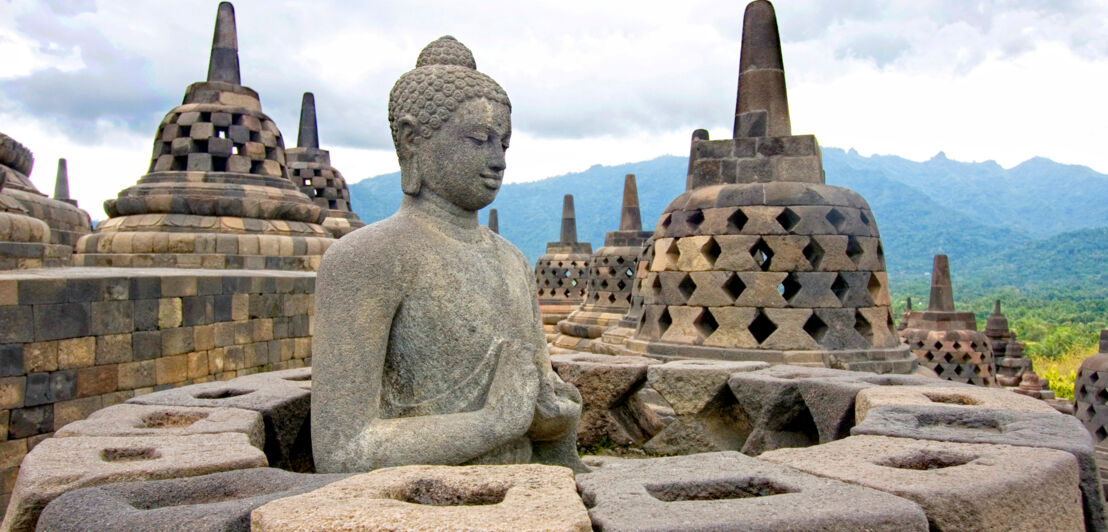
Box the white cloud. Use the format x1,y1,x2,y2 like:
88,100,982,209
0,0,1106,215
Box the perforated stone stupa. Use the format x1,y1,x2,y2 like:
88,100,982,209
535,194,592,338
985,300,1033,387
0,134,91,254
72,3,334,270
899,255,996,385
623,1,912,373
553,174,652,352
287,93,363,238
487,208,498,234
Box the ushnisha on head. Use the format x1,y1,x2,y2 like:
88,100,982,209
388,36,512,207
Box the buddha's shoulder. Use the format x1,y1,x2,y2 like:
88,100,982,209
319,215,426,269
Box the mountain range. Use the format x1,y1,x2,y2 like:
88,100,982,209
348,148,1108,296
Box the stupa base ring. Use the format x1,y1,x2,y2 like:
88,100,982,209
623,339,915,373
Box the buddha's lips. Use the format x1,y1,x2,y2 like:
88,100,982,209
482,176,502,190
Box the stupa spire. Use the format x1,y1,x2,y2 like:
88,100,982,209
906,297,912,311
488,209,499,234
53,158,70,201
734,0,790,138
560,194,578,243
297,92,319,149
206,2,241,85
619,174,642,231
928,254,955,312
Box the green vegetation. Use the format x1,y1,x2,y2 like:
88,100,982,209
891,285,1106,399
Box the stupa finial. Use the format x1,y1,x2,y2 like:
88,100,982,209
906,296,912,311
206,2,241,84
734,0,790,138
53,158,70,201
560,194,577,243
928,254,956,312
297,92,319,149
619,174,642,232
488,208,499,234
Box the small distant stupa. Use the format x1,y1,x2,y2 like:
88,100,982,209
899,255,996,385
535,194,592,339
73,2,334,269
623,0,913,373
287,92,364,238
487,208,498,234
553,174,653,352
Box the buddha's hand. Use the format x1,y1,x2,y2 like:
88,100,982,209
527,355,583,442
485,338,540,438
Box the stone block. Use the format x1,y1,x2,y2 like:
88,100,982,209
853,404,1105,531
56,336,95,369
157,298,182,329
23,373,51,407
95,333,133,365
0,438,28,470
17,279,66,305
551,354,661,447
576,451,927,532
0,344,23,377
49,369,77,402
23,342,57,373
77,365,117,397
9,405,52,439
162,327,194,356
53,396,101,429
855,385,1059,423
132,330,161,361
55,403,264,449
117,360,156,390
761,435,1084,532
0,376,26,409
155,354,188,385
133,298,158,331
728,365,860,455
89,300,133,335
0,306,34,343
35,468,349,532
33,303,89,341
0,410,8,440
0,433,267,532
128,377,311,471
643,360,768,455
251,464,590,532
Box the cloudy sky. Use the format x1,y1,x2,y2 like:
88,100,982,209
2,0,1107,213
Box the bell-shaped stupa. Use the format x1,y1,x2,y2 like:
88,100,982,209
899,255,996,385
553,174,653,352
535,194,592,339
287,92,364,238
73,2,333,269
0,134,92,253
624,0,913,373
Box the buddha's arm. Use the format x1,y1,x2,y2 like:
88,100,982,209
312,239,538,472
524,260,583,442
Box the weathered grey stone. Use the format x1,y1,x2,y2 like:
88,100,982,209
311,36,584,474
550,354,661,447
855,385,1058,423
728,365,858,454
54,403,264,450
642,360,767,455
853,405,1105,531
0,433,265,532
576,451,928,531
35,468,349,532
250,464,590,532
796,372,952,442
127,378,309,471
762,434,1084,532
231,366,311,391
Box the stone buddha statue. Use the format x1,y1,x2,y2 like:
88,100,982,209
312,36,585,473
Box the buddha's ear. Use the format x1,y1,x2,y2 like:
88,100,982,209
397,116,422,196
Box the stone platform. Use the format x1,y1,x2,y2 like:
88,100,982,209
2,361,1099,531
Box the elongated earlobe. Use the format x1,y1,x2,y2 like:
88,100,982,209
398,117,422,196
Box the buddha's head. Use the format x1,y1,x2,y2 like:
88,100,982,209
389,36,512,211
